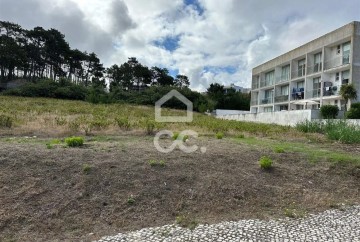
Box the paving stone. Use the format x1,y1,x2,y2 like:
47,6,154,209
96,206,360,242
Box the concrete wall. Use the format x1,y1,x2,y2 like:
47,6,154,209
218,110,348,126
218,110,321,126
214,109,250,116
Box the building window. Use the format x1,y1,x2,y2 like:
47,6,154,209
335,72,340,81
342,70,350,84
281,65,290,81
313,77,321,98
314,52,322,72
265,71,275,86
298,59,306,77
280,85,289,96
337,45,341,54
342,42,350,64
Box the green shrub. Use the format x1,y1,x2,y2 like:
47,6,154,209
82,164,91,174
116,117,131,130
175,215,198,230
148,159,157,166
346,102,360,119
274,147,285,153
259,156,273,170
173,132,180,140
148,159,166,167
127,196,135,205
65,136,84,147
144,119,156,135
320,105,339,119
215,132,224,139
0,114,13,128
325,120,360,144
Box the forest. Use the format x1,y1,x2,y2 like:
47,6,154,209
0,20,250,111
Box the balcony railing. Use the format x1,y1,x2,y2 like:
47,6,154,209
260,97,273,104
291,88,304,100
324,55,350,70
307,63,322,75
324,85,340,96
274,95,289,103
260,79,274,88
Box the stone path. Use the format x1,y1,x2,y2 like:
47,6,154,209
96,206,360,242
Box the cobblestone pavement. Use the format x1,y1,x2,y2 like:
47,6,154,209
96,206,360,242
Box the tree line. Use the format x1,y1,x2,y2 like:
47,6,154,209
0,20,249,111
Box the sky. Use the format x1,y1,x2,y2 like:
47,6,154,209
0,0,359,91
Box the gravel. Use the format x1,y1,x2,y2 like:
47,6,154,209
96,205,360,242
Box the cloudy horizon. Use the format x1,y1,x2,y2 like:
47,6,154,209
0,0,359,91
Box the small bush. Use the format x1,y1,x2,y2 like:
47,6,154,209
274,147,285,153
346,102,360,119
65,136,84,147
148,159,157,166
172,132,180,140
159,160,166,167
215,132,224,139
144,119,156,135
148,159,166,167
46,143,53,149
82,164,91,174
116,117,131,130
0,114,13,128
175,215,198,230
259,156,273,170
320,105,339,119
127,196,135,205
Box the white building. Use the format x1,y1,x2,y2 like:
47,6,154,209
250,21,360,113
224,83,250,94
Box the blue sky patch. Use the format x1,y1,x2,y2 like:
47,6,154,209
184,0,204,15
154,35,180,52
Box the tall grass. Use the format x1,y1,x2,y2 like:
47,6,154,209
296,119,360,144
0,96,294,137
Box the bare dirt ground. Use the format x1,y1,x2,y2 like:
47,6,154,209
0,135,359,241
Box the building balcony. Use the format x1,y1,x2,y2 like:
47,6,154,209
324,55,350,70
260,80,274,88
291,88,304,100
260,97,273,104
274,95,289,103
275,74,291,84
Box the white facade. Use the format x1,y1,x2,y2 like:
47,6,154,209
224,83,250,94
250,21,360,113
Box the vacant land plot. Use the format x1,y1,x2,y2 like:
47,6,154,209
0,96,359,241
0,135,359,241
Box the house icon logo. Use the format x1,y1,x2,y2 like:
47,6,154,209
155,90,193,123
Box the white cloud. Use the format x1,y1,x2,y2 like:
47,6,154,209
1,0,359,91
